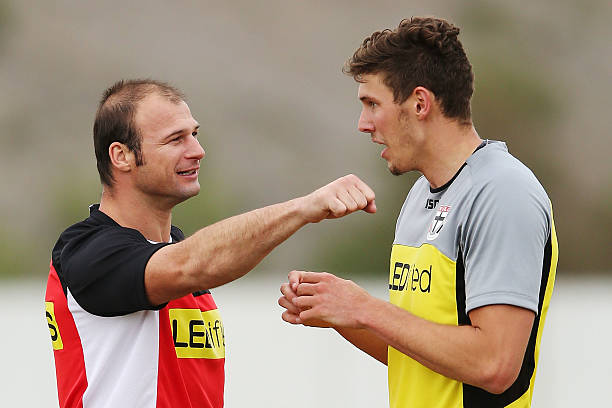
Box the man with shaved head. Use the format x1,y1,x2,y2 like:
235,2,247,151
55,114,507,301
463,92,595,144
44,79,376,408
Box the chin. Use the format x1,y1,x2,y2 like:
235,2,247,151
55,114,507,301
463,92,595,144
183,186,201,199
171,185,201,204
388,164,405,176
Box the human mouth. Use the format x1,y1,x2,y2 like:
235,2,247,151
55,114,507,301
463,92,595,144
177,167,199,176
371,137,388,158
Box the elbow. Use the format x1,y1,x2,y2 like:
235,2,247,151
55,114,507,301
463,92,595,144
160,245,203,292
477,359,521,395
178,255,209,291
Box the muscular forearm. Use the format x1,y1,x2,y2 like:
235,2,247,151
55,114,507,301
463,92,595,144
147,198,307,303
363,301,483,383
360,298,533,394
181,199,306,286
289,272,534,394
147,174,377,304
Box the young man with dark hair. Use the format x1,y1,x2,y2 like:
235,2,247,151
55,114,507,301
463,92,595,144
279,17,557,408
44,79,376,408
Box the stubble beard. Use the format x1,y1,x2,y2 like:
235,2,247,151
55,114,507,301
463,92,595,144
389,166,404,176
386,151,407,176
132,152,202,209
388,107,416,177
136,170,200,209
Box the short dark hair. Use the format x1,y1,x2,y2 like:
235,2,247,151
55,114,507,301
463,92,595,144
344,17,474,123
93,79,185,186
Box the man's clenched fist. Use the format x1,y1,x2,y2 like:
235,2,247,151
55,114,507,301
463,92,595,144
298,174,376,224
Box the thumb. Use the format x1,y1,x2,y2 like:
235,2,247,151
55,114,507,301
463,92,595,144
288,270,303,290
364,199,377,213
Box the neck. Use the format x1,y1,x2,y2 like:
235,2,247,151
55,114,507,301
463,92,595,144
99,186,173,242
420,121,482,189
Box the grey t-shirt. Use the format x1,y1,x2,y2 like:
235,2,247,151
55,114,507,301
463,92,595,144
388,139,558,407
393,140,553,314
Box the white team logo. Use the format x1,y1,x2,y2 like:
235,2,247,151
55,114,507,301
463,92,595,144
427,205,451,240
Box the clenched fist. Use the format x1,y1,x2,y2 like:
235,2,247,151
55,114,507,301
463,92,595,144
297,174,376,224
279,270,374,329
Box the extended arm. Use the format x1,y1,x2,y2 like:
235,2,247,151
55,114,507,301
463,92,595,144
145,175,376,304
284,271,534,394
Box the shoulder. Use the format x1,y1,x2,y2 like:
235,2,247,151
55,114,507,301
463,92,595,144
465,141,549,205
56,214,145,252
461,142,552,237
52,207,149,272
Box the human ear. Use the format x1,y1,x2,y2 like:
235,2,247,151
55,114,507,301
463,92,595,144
413,86,433,119
108,142,133,174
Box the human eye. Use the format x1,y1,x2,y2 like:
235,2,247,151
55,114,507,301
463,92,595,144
192,130,198,138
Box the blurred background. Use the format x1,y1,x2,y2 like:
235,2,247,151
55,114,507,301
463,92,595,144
0,0,610,406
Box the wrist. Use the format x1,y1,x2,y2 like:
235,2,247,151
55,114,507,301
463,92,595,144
286,196,312,225
356,295,384,330
291,194,322,224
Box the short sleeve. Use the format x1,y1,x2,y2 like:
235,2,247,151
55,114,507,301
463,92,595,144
462,173,551,314
61,227,171,317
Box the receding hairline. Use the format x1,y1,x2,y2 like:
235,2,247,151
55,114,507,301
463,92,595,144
100,81,185,112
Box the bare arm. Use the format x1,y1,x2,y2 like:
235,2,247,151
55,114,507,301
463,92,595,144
145,175,376,304
288,272,534,394
359,299,534,393
335,328,388,365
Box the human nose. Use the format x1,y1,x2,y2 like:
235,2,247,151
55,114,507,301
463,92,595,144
358,109,374,133
186,135,205,160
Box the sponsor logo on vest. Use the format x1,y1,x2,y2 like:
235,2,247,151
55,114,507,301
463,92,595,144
425,198,439,210
169,308,225,359
45,301,63,350
427,204,451,240
389,262,432,293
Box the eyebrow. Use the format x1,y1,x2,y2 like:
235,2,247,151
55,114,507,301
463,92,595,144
359,95,379,103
